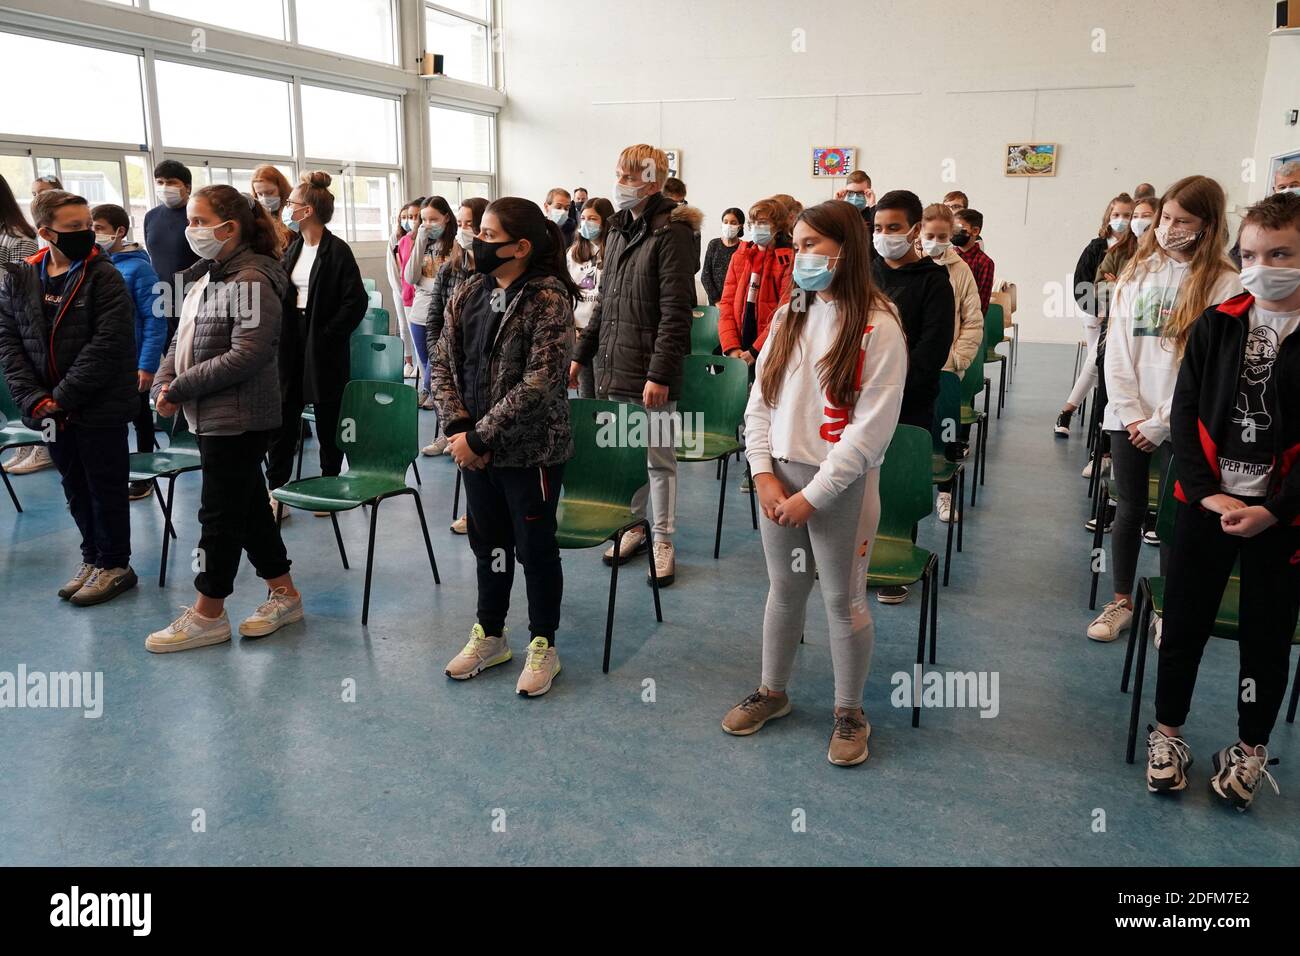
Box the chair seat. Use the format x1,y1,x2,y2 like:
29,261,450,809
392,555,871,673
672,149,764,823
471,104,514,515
984,350,1006,363
866,536,933,587
0,426,44,448
1145,576,1300,643
959,405,983,426
129,449,201,480
556,500,640,549
931,456,961,484
273,473,406,512
675,433,742,463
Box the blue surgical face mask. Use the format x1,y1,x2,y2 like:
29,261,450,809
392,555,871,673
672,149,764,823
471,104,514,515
845,191,867,209
747,225,773,246
792,252,838,291
578,220,601,241
422,221,445,242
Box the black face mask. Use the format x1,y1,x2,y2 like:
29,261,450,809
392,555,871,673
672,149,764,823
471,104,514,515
50,228,96,261
472,237,518,276
952,230,971,248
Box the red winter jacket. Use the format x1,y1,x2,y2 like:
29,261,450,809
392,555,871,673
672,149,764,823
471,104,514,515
717,238,793,356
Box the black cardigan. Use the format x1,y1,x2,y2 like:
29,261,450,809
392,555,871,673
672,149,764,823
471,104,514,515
280,228,368,404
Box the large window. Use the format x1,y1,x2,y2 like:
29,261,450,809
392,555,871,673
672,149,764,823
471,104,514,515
156,61,294,157
425,2,492,87
0,147,151,244
296,0,397,64
428,105,493,174
301,86,400,165
149,0,287,41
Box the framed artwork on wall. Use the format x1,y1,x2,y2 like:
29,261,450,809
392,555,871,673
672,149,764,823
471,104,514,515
811,147,855,177
664,148,681,178
1005,143,1057,176
1268,149,1300,192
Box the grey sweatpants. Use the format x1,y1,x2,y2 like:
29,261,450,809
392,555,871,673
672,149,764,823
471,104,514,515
758,459,881,711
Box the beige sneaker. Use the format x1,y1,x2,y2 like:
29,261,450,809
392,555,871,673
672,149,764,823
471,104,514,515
269,490,290,521
68,566,137,606
2,446,31,473
445,624,511,679
937,491,954,523
1087,599,1133,643
722,687,792,736
648,539,675,587
516,636,560,697
422,436,449,456
58,562,95,600
145,606,232,653
9,446,53,474
603,525,646,565
239,587,304,638
827,710,871,766
450,514,468,535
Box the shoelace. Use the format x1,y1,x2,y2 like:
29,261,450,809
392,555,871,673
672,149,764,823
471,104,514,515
81,567,103,589
526,644,551,671
253,587,291,618
738,691,767,712
1148,729,1192,768
833,714,865,740
1100,601,1131,627
1234,746,1281,797
170,606,197,633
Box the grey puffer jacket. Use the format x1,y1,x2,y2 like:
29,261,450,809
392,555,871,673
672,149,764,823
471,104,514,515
152,245,287,436
572,194,700,400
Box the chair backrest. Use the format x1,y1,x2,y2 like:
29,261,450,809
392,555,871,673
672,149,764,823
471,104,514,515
158,407,198,451
350,334,405,383
676,354,749,438
363,277,377,293
360,308,390,337
366,289,382,310
335,380,418,478
960,337,985,409
0,375,18,428
932,370,963,455
878,424,935,538
690,305,721,355
562,398,652,511
984,303,1005,352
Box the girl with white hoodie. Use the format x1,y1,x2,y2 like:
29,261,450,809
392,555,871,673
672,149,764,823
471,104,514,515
1088,175,1242,643
721,200,906,767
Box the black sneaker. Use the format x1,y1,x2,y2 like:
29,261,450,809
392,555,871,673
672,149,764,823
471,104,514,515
1210,744,1280,812
128,480,153,500
876,586,909,605
1146,726,1193,793
1054,410,1072,437
1085,502,1116,534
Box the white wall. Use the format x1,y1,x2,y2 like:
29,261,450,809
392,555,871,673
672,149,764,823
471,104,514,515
497,0,1273,344
1251,30,1300,200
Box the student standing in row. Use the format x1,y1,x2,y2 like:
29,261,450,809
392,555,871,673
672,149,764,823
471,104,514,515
250,165,295,257
953,208,994,312
405,196,455,409
0,173,47,477
396,198,424,377
0,190,138,606
264,172,368,513
1146,190,1300,810
723,200,905,767
144,160,200,344
1087,176,1242,644
91,203,166,501
433,198,578,698
701,207,744,308
566,196,614,398
544,187,576,247
718,198,793,371
389,201,419,377
147,186,303,651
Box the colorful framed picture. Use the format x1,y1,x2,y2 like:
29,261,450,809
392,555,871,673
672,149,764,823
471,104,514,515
812,147,855,178
1005,143,1057,177
664,148,681,179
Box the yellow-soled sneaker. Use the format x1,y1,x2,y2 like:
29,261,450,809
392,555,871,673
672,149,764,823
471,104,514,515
445,624,511,680
516,636,560,697
145,606,232,653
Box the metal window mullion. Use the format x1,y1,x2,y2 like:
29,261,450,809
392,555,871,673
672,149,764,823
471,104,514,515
284,0,298,46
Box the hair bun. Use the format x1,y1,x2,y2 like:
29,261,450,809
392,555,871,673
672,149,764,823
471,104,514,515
306,170,332,189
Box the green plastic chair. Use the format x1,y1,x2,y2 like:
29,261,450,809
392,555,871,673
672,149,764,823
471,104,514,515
1122,461,1300,763
362,277,377,293
959,343,989,506
366,289,382,310
931,370,966,585
984,304,1008,419
1089,452,1166,610
358,308,390,338
866,424,940,727
128,410,202,586
674,355,756,558
556,399,665,672
350,334,404,384
273,381,439,625
690,305,721,355
0,375,47,513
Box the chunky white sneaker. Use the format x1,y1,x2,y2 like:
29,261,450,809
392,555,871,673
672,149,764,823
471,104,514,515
9,446,53,474
603,525,647,565
1087,599,1133,642
516,636,560,697
1143,530,1160,546
1146,727,1193,793
937,491,954,523
648,539,675,587
239,586,304,637
1210,744,1280,811
1153,614,1163,649
422,436,448,457
2,446,31,473
145,606,232,653
445,624,511,679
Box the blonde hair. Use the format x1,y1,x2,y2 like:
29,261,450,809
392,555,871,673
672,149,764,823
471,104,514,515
922,202,955,225
616,144,669,187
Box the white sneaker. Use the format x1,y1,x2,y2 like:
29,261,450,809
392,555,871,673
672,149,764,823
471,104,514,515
516,636,560,697
603,525,647,565
145,606,232,653
9,446,52,474
2,446,31,473
937,491,954,523
649,539,675,587
1081,459,1094,479
445,624,511,679
239,587,304,638
450,514,468,535
1153,614,1163,649
1143,529,1160,546
403,362,417,379
422,436,449,457
269,489,290,521
1087,599,1133,642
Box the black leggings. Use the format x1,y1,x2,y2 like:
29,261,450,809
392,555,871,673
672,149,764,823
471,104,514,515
1155,501,1300,746
1107,430,1170,597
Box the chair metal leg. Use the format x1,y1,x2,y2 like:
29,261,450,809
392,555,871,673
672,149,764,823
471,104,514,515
158,476,177,588
1088,478,1107,612
746,461,757,530
942,481,954,587
409,490,440,584
1013,324,1020,368
1125,582,1153,764
410,460,422,487
956,466,965,553
980,412,989,486
603,529,622,673
929,559,938,665
331,512,349,569
294,427,305,481
1121,585,1144,693
361,498,381,626
914,568,930,728
996,363,1005,419
714,454,729,559
644,519,662,623
1287,651,1300,723
0,465,21,513
452,469,461,521
151,478,176,538
970,421,982,508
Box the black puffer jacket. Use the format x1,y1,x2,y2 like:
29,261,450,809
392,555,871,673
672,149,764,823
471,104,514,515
573,193,699,400
0,247,137,429
425,258,467,360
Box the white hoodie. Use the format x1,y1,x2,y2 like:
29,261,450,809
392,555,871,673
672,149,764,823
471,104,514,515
1103,252,1242,445
745,296,907,510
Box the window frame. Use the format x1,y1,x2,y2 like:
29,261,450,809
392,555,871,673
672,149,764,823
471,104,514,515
424,0,495,89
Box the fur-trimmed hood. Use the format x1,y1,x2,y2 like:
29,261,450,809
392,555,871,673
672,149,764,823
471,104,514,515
669,202,704,233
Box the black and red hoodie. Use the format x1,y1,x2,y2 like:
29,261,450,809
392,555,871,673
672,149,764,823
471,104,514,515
1171,291,1300,526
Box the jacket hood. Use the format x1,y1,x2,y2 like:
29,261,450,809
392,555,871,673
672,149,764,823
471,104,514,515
111,247,151,264
888,255,946,277
670,203,704,232
938,247,965,267
23,245,109,268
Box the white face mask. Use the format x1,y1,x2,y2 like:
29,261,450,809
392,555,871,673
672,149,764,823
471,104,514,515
546,206,569,225
1279,186,1300,196
156,185,185,209
1130,217,1153,237
873,231,913,260
721,223,741,241
185,222,230,260
94,233,117,252
456,227,475,250
1239,265,1300,303
258,195,281,214
612,180,647,212
922,237,951,258
1109,217,1130,234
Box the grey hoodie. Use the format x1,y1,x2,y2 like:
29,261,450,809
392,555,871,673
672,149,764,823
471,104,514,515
152,244,287,435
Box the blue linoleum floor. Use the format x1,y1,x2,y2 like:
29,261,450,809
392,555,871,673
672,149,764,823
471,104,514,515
1,343,1297,866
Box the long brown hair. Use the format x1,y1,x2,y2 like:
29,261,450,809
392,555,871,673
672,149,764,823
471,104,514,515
1098,192,1137,260
251,164,292,256
419,195,455,277
570,196,615,266
193,184,279,259
484,196,581,304
1115,175,1236,358
760,200,896,409
451,196,488,274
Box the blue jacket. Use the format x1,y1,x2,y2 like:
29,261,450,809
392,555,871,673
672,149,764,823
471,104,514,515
110,246,166,373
